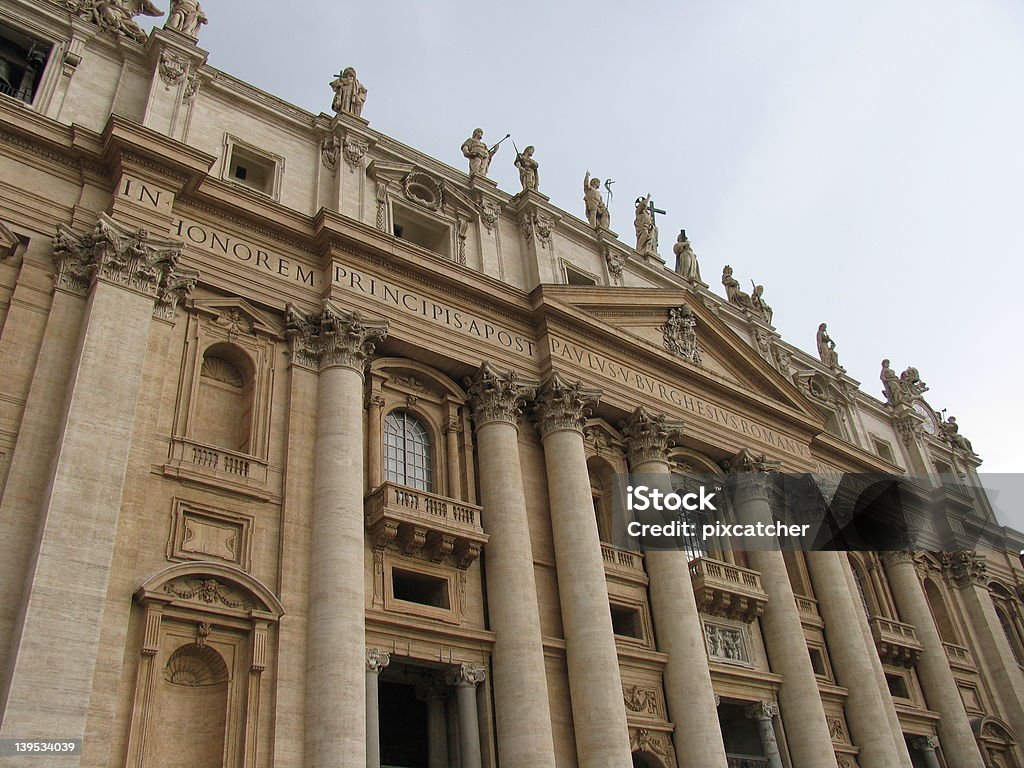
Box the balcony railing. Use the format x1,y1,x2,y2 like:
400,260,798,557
690,557,767,622
600,543,647,583
163,437,271,498
870,616,923,667
944,642,976,670
727,756,769,768
365,482,488,569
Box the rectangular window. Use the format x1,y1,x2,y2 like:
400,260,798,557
392,568,450,609
886,673,910,699
0,22,51,105
391,203,451,259
610,604,643,639
564,262,599,286
222,137,283,199
872,436,896,464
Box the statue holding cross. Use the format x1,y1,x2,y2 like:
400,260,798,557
634,194,664,258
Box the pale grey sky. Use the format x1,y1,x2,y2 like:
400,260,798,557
148,1,1024,471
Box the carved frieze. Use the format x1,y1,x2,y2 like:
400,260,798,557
480,199,501,233
623,685,660,715
519,210,553,250
158,50,189,87
704,622,749,663
343,135,368,170
284,302,387,372
163,577,252,609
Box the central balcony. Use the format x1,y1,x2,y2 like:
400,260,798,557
689,557,768,622
365,482,488,569
870,616,923,667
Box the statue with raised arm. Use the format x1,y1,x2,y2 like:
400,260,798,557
633,194,658,257
673,230,701,282
816,323,840,369
583,171,610,229
165,0,206,36
514,145,539,192
940,416,975,454
330,67,367,117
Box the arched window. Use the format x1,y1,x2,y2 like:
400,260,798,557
924,579,959,644
996,605,1024,667
384,411,433,491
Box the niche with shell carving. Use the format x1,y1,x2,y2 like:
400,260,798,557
125,563,283,768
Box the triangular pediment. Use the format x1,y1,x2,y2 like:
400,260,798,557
367,160,478,219
190,297,280,338
0,220,18,258
537,285,824,423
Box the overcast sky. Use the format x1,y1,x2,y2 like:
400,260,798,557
147,1,1023,472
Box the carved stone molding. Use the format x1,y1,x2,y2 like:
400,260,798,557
911,735,939,753
182,71,201,102
534,372,601,437
622,684,659,715
464,361,537,427
343,135,368,170
284,302,387,373
158,50,190,87
661,304,702,364
827,716,848,743
445,662,487,688
620,406,683,467
942,550,988,589
519,210,553,250
480,199,501,233
53,214,196,316
605,248,625,286
629,727,671,758
366,648,391,673
163,577,252,609
321,135,340,172
705,622,749,663
745,700,780,722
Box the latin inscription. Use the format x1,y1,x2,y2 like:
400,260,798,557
119,176,173,214
550,336,810,459
332,263,537,357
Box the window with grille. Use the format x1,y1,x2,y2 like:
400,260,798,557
850,559,872,619
997,608,1024,667
384,411,433,491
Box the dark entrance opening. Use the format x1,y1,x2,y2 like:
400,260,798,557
380,680,428,767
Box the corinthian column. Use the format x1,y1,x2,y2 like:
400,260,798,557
287,303,387,768
621,407,728,768
365,649,391,768
445,663,487,768
943,551,1024,740
883,551,985,767
464,363,556,768
727,450,837,768
806,550,904,768
534,373,632,767
745,701,784,768
0,215,195,761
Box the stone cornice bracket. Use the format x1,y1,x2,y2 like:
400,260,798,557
284,302,387,374
365,648,391,672
942,550,988,589
464,361,538,428
444,662,487,688
723,448,781,506
745,700,780,721
533,371,602,438
620,406,684,468
52,213,195,314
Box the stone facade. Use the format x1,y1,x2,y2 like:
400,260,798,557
0,2,1022,768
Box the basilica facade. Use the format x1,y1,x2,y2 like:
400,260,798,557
1,2,1022,768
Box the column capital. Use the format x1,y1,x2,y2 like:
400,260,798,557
445,662,487,688
745,700,780,721
464,361,537,428
941,550,988,589
415,678,448,702
53,213,197,317
285,302,387,373
533,371,601,437
882,549,917,568
724,448,781,506
366,648,391,673
911,735,939,752
620,406,684,468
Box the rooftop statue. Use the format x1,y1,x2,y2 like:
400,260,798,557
330,67,367,118
462,129,507,178
514,145,539,192
83,0,164,43
940,416,975,455
673,230,701,282
633,194,658,257
721,265,753,311
165,0,206,37
583,171,610,229
880,359,904,406
816,323,841,370
751,284,773,325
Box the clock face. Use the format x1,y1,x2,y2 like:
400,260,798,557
914,402,937,435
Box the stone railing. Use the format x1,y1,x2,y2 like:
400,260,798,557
727,756,769,768
870,616,923,667
163,437,270,497
944,641,976,671
365,482,488,569
600,543,647,583
690,557,767,622
795,595,821,619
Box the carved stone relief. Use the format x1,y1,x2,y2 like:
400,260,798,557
704,622,748,663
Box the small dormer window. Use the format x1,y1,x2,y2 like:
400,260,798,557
222,137,283,199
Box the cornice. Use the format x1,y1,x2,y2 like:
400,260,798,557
99,114,215,192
